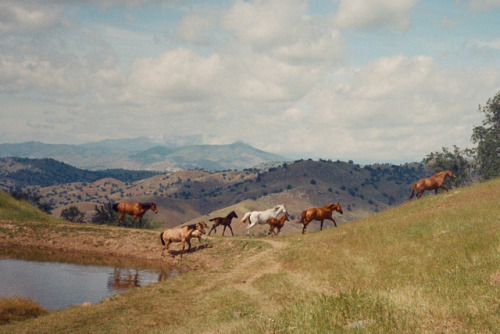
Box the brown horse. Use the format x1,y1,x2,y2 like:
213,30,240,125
408,169,456,200
298,203,343,234
208,211,238,236
266,214,289,236
112,202,158,228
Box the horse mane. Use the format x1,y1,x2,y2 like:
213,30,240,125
140,203,152,209
186,224,196,230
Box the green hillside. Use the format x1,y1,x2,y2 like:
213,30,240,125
1,179,498,333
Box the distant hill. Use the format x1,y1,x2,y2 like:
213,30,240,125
0,139,286,171
7,158,430,231
0,157,158,190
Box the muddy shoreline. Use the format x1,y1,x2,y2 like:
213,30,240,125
0,220,210,271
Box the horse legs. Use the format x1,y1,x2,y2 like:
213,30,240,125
320,220,324,230
228,224,234,236
222,225,227,236
180,239,192,258
118,213,125,226
161,240,171,257
208,225,216,236
131,215,138,228
247,219,257,236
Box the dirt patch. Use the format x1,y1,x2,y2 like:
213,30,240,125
0,220,221,271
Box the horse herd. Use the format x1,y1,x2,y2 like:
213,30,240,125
113,169,456,258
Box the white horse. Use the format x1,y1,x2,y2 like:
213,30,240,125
240,205,289,236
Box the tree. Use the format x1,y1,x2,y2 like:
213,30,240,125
91,201,117,225
471,90,500,180
422,145,474,186
61,206,85,223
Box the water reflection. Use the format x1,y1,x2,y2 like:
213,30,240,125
0,247,182,310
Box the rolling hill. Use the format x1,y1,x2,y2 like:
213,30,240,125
1,157,430,230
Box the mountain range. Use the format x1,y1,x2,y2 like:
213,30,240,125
0,138,286,171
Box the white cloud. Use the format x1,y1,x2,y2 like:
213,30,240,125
128,48,222,101
292,55,500,162
333,0,417,31
0,1,63,33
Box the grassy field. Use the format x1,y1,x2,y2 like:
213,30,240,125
0,179,499,333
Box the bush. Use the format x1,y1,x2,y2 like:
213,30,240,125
60,206,85,223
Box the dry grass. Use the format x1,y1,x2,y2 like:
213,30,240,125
0,298,48,326
0,179,499,333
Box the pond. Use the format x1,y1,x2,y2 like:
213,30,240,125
0,247,181,311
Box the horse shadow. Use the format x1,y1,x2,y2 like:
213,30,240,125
166,243,211,257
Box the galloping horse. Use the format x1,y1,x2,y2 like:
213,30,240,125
240,205,289,236
298,203,343,234
266,214,289,236
208,211,238,236
112,202,158,228
408,169,456,200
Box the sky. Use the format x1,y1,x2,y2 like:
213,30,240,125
1,0,500,164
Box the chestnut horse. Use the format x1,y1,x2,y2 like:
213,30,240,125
208,210,238,236
298,203,343,234
266,214,289,236
112,202,158,228
408,169,456,200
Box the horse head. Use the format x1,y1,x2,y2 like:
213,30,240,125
329,203,343,214
196,221,208,234
445,170,456,178
229,211,238,219
151,202,159,213
275,204,289,216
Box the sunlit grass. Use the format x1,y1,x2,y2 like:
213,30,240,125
1,179,498,333
0,191,56,223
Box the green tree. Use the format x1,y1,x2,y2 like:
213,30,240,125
471,90,500,180
423,145,474,186
91,201,117,225
61,206,85,223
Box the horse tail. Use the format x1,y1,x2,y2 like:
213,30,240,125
112,203,119,211
408,183,416,200
160,232,165,246
209,217,216,222
240,212,251,226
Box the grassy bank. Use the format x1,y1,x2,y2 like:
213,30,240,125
1,180,499,333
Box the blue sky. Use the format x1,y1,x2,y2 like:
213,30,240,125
1,0,500,164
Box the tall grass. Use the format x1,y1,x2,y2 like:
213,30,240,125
0,298,48,325
264,179,500,332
